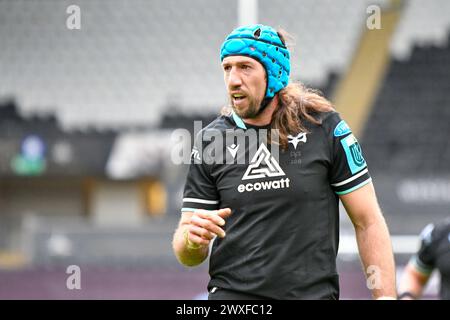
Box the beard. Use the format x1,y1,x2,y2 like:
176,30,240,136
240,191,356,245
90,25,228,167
230,95,263,119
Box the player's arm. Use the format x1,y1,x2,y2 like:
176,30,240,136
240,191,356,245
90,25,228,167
174,128,228,267
172,208,231,267
340,182,397,299
397,261,431,299
398,223,436,299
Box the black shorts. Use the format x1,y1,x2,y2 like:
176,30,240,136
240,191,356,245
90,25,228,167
208,287,270,300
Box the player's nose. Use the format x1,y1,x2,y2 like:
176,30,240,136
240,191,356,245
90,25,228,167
227,67,242,88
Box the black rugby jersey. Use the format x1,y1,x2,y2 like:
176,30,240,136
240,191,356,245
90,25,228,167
411,219,450,300
182,111,371,299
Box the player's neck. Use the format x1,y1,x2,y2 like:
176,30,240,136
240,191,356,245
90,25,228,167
243,96,278,127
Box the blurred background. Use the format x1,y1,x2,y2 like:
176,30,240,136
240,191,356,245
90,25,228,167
0,0,449,299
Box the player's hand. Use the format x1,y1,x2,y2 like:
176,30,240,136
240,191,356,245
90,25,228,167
184,208,232,249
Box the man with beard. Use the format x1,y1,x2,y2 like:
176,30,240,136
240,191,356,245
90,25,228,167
172,24,396,300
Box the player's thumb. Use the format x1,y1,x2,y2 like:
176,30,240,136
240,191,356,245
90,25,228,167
216,208,232,219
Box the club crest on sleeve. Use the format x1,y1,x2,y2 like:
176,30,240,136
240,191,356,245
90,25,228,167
334,120,351,137
340,134,366,174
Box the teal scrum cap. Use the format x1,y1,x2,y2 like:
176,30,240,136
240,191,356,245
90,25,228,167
220,24,291,99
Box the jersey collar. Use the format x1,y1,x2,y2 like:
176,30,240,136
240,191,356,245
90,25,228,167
232,111,247,129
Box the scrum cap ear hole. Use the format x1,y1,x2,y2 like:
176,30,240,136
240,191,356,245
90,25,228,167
253,28,261,38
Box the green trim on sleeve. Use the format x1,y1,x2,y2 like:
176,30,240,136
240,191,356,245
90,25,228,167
181,208,199,212
335,178,372,195
410,255,434,276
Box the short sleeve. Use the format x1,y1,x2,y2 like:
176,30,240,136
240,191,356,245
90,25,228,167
181,131,220,212
323,112,372,195
410,223,436,275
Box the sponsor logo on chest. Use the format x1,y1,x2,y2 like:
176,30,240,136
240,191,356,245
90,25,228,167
237,143,290,193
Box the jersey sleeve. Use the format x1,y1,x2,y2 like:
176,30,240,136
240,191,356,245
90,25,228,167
323,112,372,195
181,130,220,213
410,223,436,275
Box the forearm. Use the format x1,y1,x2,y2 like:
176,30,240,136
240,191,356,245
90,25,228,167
354,216,397,299
172,224,209,267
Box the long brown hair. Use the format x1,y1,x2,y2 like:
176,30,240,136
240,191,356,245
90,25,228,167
271,82,334,149
270,28,334,149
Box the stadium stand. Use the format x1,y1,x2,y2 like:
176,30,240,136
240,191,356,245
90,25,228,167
391,0,450,61
364,41,450,174
362,15,450,234
259,0,389,85
0,0,385,130
0,0,236,129
0,0,449,299
364,22,450,175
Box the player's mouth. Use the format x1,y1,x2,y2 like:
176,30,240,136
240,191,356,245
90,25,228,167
232,93,247,105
